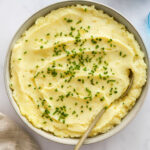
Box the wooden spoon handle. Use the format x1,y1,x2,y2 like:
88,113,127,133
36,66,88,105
74,108,105,150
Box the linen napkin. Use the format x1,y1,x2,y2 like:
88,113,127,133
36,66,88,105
0,113,40,150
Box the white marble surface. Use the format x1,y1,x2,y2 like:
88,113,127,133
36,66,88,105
0,0,150,150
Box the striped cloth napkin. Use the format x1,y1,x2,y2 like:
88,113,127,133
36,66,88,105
0,113,40,150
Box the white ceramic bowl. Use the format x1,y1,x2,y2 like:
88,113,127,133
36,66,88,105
4,0,149,145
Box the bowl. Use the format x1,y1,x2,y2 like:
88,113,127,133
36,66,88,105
4,0,149,145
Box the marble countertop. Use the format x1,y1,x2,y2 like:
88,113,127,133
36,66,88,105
0,0,150,150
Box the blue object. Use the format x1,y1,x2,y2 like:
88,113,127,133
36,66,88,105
148,13,150,28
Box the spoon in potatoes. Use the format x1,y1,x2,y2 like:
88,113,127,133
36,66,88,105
74,69,133,150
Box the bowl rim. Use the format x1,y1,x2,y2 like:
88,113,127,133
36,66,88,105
4,0,149,145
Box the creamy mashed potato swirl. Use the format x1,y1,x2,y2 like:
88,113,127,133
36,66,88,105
10,5,147,137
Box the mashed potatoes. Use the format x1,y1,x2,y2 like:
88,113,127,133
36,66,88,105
10,5,147,137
